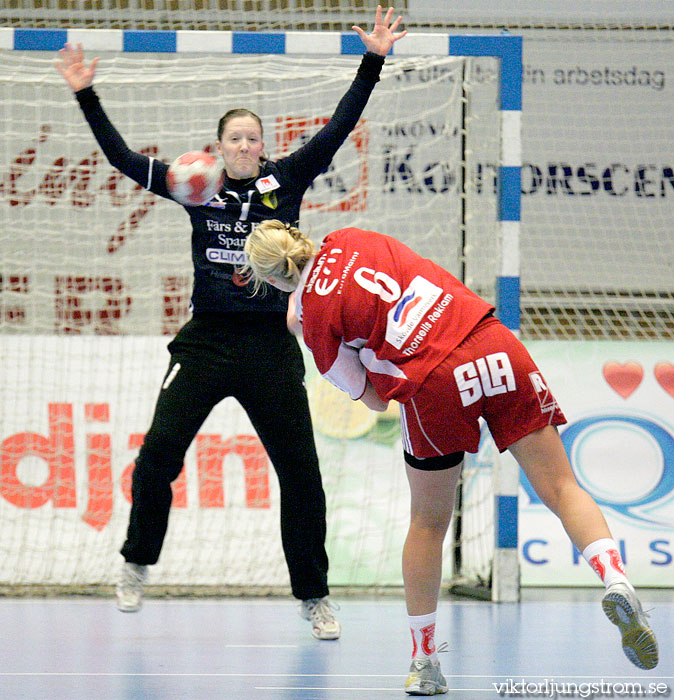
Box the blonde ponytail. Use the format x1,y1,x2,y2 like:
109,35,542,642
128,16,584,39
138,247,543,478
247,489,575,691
243,220,315,294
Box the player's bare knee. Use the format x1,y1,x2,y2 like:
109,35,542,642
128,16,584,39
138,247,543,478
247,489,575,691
409,514,452,538
532,476,579,517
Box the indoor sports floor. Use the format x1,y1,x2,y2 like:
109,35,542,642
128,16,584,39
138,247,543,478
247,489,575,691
0,589,671,700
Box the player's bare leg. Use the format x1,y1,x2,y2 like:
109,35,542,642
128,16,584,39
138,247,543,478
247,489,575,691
401,464,461,695
403,464,461,616
509,425,658,669
509,425,610,549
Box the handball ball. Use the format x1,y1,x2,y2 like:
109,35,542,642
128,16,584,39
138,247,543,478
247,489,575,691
166,151,224,206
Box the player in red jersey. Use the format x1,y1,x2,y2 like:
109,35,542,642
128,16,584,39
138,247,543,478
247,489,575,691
243,221,658,694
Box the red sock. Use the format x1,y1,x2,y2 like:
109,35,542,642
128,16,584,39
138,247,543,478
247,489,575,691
582,538,632,589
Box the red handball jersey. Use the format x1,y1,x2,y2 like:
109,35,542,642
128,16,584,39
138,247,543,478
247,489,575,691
295,228,494,403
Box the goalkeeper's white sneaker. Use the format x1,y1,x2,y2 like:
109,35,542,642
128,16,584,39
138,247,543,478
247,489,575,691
405,657,448,696
298,597,341,640
602,582,658,670
116,562,148,613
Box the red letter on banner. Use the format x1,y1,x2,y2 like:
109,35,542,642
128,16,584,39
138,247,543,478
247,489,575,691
196,434,270,509
0,403,76,508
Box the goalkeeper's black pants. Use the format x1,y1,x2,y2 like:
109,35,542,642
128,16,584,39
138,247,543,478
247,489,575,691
120,312,329,601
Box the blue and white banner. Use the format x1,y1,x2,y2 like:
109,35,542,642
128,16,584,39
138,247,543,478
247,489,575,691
518,341,674,587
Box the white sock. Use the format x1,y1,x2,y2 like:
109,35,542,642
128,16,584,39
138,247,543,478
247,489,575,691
582,538,633,590
408,611,438,663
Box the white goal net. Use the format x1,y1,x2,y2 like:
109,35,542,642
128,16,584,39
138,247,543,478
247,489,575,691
0,48,501,590
4,3,673,598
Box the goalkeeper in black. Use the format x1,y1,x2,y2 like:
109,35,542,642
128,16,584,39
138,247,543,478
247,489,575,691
56,6,407,639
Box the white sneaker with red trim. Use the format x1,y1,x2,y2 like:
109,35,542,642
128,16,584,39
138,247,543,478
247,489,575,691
298,597,341,640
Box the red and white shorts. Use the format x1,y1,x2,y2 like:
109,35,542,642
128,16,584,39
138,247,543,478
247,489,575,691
400,316,566,459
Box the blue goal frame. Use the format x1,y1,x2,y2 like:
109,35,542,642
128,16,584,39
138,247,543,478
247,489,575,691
3,27,522,601
3,28,522,332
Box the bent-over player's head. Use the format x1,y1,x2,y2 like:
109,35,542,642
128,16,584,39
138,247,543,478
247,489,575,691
243,220,315,294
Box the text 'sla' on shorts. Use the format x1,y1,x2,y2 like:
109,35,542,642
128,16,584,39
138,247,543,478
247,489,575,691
400,317,567,459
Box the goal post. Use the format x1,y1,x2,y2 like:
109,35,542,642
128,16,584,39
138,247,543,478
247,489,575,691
449,34,522,603
0,28,519,598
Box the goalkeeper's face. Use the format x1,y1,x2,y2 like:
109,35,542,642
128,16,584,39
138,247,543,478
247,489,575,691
217,116,265,180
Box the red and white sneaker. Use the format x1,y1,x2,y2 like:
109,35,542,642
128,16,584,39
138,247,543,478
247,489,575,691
298,597,341,640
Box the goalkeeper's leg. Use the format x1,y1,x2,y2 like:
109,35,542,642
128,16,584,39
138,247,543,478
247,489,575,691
118,354,225,610
237,330,338,639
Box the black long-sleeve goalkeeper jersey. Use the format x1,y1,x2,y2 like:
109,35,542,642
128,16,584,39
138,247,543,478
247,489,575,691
75,52,385,314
